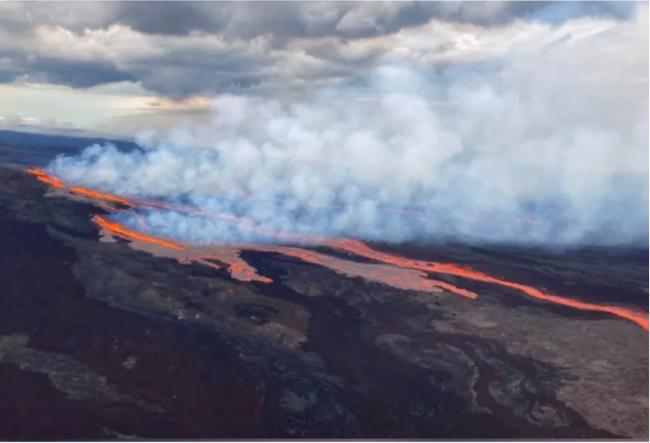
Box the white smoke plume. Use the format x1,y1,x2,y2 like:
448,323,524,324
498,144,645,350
50,9,648,247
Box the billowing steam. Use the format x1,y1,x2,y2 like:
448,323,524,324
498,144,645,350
49,10,648,246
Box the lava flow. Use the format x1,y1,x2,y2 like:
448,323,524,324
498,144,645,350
93,215,185,251
328,239,649,331
90,213,647,331
90,215,474,296
26,167,649,331
26,168,133,206
69,187,131,206
25,167,66,189
248,245,477,298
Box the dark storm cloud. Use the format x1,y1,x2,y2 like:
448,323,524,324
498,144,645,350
19,58,134,89
109,2,640,38
0,1,642,97
115,2,227,35
137,65,268,98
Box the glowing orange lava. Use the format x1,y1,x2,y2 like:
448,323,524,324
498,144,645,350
26,166,648,331
93,215,185,251
69,187,131,206
227,261,273,284
26,168,133,206
252,245,477,298
25,167,66,189
329,239,649,330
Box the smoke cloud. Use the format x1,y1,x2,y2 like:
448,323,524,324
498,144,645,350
49,9,648,247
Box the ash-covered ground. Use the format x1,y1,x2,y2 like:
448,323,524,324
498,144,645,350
0,134,647,439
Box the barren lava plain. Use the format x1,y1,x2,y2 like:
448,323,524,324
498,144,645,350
0,133,647,439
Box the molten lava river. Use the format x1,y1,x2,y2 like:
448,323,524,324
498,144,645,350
26,167,649,331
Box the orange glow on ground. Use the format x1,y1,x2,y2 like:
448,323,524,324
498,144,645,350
227,261,273,284
26,166,648,330
25,167,66,189
26,168,133,206
93,215,185,251
87,213,475,295
251,245,477,298
69,187,131,206
329,239,649,330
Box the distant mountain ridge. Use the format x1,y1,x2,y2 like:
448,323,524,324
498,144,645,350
0,129,138,166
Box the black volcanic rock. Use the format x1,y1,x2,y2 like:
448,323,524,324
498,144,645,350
0,139,646,439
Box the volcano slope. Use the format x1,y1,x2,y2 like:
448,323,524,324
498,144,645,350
0,144,647,439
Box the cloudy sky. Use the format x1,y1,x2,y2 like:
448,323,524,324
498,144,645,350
0,1,646,138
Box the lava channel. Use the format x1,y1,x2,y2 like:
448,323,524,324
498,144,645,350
26,166,649,330
328,239,649,331
26,168,133,206
91,215,474,296
93,215,185,251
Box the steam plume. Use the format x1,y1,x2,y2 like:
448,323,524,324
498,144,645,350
49,10,648,246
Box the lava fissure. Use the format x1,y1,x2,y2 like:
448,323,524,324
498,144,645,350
93,215,185,251
328,239,649,330
26,168,134,206
26,167,649,330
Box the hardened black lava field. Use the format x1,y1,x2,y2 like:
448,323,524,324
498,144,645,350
0,134,646,439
